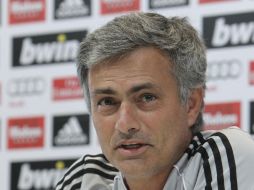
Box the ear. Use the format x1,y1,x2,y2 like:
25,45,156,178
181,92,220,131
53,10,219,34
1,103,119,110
186,88,204,128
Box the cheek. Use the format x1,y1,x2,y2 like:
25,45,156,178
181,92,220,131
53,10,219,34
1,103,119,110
151,109,186,144
157,124,173,149
141,111,173,144
93,116,115,146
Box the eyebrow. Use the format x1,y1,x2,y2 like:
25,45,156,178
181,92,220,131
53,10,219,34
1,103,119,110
128,83,155,94
91,82,158,97
91,88,116,96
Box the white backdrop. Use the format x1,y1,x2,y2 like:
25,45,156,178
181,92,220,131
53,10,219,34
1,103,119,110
0,0,254,189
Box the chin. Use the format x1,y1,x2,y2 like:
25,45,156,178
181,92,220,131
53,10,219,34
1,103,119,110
115,159,153,178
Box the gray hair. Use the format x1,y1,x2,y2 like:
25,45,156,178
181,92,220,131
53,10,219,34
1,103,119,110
77,12,207,134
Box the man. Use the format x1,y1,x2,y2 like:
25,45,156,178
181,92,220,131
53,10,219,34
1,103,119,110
56,12,254,190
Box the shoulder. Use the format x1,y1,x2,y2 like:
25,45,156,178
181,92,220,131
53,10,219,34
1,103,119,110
200,127,254,160
191,127,254,189
55,154,118,190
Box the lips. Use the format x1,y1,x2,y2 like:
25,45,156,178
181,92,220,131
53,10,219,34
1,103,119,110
115,140,150,150
120,143,145,150
114,140,152,157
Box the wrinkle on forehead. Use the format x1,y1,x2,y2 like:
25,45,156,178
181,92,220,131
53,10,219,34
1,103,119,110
90,46,172,72
88,46,176,92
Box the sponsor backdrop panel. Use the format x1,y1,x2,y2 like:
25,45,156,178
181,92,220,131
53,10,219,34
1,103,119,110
10,158,77,190
0,0,254,189
54,0,91,20
250,101,254,134
8,0,46,25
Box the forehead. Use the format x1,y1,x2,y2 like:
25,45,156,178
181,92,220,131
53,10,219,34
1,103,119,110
89,46,173,76
88,47,177,93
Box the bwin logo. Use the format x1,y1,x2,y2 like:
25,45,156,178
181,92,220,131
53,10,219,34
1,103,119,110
212,18,254,47
13,31,86,67
203,12,254,49
20,35,79,65
17,163,66,189
11,160,76,190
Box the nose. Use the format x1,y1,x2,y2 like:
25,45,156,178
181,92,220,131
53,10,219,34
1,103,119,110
115,102,140,134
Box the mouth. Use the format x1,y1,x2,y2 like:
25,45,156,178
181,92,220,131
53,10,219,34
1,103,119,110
115,141,152,157
119,143,147,150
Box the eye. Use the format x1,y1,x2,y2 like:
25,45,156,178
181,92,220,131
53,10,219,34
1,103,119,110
140,93,157,103
98,97,116,106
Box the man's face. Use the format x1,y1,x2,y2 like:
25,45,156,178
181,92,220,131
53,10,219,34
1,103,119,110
88,47,197,180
